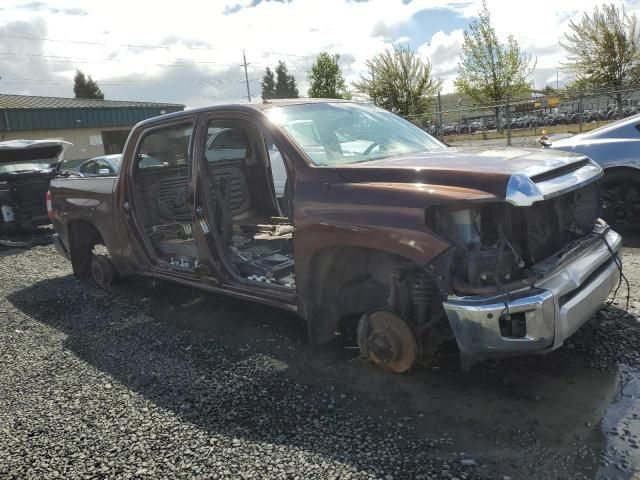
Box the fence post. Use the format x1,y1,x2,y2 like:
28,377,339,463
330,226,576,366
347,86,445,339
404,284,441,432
579,92,583,133
505,96,512,147
437,91,444,141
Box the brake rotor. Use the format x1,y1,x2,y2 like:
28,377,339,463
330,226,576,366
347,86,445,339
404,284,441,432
357,310,417,373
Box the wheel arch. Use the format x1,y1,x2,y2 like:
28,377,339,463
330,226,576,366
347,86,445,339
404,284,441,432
67,219,106,278
302,245,448,347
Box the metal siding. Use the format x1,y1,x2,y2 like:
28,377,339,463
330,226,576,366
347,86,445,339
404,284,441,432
0,106,183,131
0,126,132,160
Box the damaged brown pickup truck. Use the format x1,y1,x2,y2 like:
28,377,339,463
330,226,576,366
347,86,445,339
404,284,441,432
49,100,622,371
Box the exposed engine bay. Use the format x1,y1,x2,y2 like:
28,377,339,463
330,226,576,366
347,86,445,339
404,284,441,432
431,182,601,295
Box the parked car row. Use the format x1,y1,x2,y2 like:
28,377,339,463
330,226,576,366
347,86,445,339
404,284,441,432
424,105,640,137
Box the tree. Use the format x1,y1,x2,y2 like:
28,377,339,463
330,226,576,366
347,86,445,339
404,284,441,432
274,61,299,99
307,52,350,99
454,1,535,129
261,67,276,100
73,70,104,99
561,4,640,117
353,45,441,118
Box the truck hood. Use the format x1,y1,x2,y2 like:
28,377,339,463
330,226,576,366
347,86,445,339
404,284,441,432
335,146,603,206
0,139,71,171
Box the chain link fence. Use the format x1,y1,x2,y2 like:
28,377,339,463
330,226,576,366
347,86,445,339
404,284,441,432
404,86,640,147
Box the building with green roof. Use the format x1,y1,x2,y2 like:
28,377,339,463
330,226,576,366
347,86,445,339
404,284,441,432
0,94,184,161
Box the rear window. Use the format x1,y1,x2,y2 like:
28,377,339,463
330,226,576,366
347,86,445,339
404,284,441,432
205,127,249,162
137,123,193,168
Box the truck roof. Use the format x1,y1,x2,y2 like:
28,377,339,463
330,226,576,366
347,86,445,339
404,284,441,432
134,98,355,129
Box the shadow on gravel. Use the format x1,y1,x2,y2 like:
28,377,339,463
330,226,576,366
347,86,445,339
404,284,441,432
0,226,53,256
7,275,640,478
622,232,640,249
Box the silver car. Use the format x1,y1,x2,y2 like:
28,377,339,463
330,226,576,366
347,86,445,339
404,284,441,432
546,113,640,230
77,154,122,176
77,153,162,176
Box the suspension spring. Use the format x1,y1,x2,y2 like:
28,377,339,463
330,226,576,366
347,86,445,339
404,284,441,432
412,270,433,325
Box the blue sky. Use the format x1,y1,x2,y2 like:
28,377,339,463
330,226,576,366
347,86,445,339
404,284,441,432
386,7,470,45
0,0,637,107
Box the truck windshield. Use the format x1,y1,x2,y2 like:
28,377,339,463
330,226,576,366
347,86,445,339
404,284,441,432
266,102,445,166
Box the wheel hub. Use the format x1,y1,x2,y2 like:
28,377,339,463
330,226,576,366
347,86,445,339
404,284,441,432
357,310,417,373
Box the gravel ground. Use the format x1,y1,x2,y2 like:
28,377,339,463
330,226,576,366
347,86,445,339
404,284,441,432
1,236,639,479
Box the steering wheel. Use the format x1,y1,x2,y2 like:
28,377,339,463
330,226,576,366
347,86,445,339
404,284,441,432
363,141,381,155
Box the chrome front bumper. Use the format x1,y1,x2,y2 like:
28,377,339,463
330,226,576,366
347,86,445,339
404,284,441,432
443,227,621,360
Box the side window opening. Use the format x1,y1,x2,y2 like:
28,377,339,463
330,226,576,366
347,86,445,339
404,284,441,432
206,127,249,162
96,160,113,175
80,160,96,175
137,125,192,169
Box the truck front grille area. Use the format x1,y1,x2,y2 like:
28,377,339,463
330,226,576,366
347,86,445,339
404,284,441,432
432,182,601,294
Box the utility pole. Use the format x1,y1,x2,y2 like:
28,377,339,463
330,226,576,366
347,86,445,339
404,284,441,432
242,50,252,103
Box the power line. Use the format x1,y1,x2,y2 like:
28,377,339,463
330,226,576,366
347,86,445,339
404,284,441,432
0,33,172,49
0,78,261,87
0,76,264,84
0,33,316,60
254,50,311,58
0,51,301,74
0,51,246,68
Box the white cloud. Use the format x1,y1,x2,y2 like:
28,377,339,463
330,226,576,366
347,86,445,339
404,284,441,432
418,28,464,92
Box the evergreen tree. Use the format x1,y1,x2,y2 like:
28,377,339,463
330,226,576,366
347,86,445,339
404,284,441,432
274,61,299,99
73,70,104,99
261,67,276,100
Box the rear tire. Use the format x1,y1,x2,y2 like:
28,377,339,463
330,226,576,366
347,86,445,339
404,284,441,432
91,254,115,287
600,169,640,231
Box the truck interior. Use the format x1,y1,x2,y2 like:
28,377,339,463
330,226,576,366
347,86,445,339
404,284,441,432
130,120,295,290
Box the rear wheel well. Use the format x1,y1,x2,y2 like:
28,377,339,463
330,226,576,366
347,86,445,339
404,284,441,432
599,167,640,231
68,220,105,278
